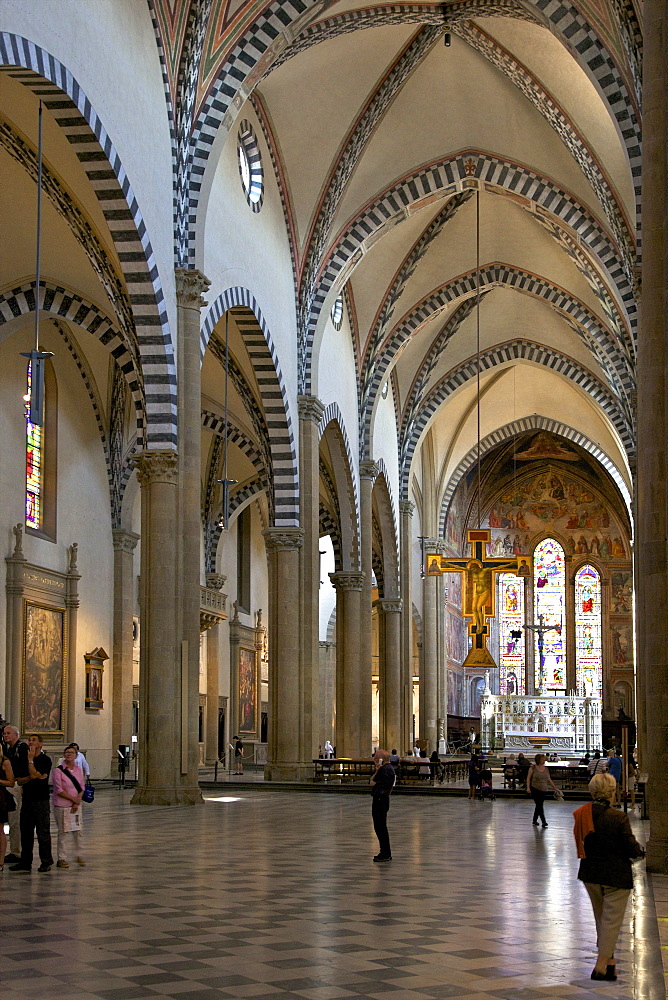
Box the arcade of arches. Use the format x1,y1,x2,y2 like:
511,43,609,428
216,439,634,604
0,0,667,875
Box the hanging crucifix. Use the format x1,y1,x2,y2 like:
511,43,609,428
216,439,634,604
426,529,532,668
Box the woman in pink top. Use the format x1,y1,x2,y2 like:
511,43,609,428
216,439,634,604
52,745,85,868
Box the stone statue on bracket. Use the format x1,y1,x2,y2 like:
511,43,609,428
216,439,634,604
12,523,24,558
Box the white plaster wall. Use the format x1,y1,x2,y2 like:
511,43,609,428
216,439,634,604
317,313,359,464
318,535,336,641
0,320,113,774
0,0,177,334
202,103,299,422
371,381,400,517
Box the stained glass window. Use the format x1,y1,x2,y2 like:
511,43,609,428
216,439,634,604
575,564,602,697
533,538,565,691
497,572,525,694
25,362,43,529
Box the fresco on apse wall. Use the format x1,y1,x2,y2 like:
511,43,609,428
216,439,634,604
611,572,632,614
610,620,634,667
443,487,465,555
484,469,627,559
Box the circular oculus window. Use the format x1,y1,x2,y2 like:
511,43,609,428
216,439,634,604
237,120,263,211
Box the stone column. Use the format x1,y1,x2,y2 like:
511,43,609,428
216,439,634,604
131,451,201,804
204,572,226,763
175,268,210,785
5,525,27,725
399,500,414,752
359,461,379,757
637,0,668,872
330,571,364,757
297,395,325,760
420,538,441,750
111,529,139,769
379,599,402,751
263,527,305,780
65,543,81,744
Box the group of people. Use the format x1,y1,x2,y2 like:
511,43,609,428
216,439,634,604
0,724,89,873
373,744,644,981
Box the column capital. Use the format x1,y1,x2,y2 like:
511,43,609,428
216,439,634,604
399,500,415,518
329,571,365,591
380,598,403,614
175,267,210,309
359,461,380,482
205,572,227,591
263,526,305,552
112,529,140,554
297,395,326,423
132,450,179,487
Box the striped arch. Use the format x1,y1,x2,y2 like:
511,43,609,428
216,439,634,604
304,151,635,392
185,0,639,270
0,35,176,448
318,401,360,541
373,459,400,599
439,416,632,536
201,287,299,526
364,263,635,462
319,504,343,572
0,279,145,440
399,339,635,500
319,404,361,572
207,478,271,572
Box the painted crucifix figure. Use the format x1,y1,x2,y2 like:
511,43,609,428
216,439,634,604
426,529,531,667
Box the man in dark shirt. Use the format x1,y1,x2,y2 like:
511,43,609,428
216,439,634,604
370,749,396,863
2,724,29,862
10,734,53,873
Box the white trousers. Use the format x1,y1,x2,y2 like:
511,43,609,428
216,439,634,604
584,882,631,959
54,805,84,862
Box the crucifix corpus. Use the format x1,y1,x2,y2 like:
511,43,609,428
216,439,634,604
426,529,532,668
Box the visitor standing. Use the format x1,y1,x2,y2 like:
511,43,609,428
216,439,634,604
467,752,480,799
573,772,644,981
2,724,28,863
526,753,559,827
52,745,85,868
234,736,244,774
370,749,395,862
606,749,623,804
0,747,15,871
10,734,53,873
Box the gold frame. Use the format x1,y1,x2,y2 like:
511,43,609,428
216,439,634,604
22,600,68,738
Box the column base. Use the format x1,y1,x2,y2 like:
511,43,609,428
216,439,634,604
646,836,668,874
131,784,203,806
264,762,314,782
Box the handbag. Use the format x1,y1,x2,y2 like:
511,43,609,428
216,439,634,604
554,787,565,802
82,778,95,803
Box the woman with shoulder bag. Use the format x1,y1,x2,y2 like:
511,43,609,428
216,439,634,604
574,772,645,981
52,745,85,868
0,749,16,871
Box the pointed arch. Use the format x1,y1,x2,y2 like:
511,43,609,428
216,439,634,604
372,460,399,599
201,287,299,526
438,415,632,535
0,36,176,447
318,407,361,572
400,340,635,503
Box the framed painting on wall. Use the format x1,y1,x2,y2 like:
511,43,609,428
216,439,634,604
23,602,65,735
238,645,258,736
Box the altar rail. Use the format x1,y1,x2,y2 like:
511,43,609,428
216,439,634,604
312,758,468,784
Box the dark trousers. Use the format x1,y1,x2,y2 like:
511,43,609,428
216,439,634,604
530,788,548,825
372,794,391,857
20,798,53,867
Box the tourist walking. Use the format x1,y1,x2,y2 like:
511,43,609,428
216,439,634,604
526,753,559,827
606,749,623,804
573,772,644,981
52,745,85,868
370,749,395,862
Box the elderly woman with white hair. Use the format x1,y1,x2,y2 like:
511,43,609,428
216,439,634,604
573,771,645,981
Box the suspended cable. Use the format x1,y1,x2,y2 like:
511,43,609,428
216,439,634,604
476,188,481,528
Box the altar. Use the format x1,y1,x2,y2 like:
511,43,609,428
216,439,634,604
480,686,602,753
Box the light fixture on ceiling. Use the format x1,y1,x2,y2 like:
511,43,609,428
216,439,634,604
444,32,451,46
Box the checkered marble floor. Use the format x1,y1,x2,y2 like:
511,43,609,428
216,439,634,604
2,788,664,1000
